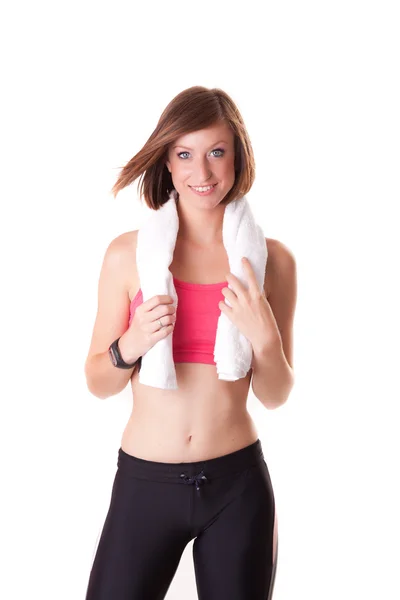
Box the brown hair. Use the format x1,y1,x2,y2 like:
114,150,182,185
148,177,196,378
110,86,256,210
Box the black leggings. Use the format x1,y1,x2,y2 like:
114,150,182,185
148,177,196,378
85,438,278,600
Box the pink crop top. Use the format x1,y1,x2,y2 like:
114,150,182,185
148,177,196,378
128,276,227,365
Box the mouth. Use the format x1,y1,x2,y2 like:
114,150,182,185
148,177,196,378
188,183,218,196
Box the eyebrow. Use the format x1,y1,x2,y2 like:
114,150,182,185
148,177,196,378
172,139,229,150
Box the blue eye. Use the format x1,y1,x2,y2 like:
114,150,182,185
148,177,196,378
177,148,225,160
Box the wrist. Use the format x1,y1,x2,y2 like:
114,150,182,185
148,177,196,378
117,333,140,365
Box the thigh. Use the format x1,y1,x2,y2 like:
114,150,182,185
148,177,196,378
85,469,191,600
192,460,278,600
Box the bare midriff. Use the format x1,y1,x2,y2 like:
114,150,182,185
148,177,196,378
121,363,258,462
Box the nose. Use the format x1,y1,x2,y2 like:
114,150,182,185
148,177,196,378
193,157,212,184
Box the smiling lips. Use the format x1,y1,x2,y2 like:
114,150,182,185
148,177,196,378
189,183,218,195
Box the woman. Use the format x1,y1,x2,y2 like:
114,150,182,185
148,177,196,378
84,86,296,600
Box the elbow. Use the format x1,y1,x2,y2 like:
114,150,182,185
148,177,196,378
85,376,107,401
84,363,109,400
262,394,289,411
261,397,286,411
263,396,288,410
87,385,109,401
260,374,295,410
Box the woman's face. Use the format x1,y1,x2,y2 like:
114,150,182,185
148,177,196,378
165,121,236,205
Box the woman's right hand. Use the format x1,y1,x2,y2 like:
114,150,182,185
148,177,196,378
118,295,176,363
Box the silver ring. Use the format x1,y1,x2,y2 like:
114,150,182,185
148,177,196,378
158,318,164,328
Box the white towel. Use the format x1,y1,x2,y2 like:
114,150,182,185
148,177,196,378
136,188,267,390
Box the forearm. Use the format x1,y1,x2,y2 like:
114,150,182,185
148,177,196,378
251,339,294,409
84,336,140,400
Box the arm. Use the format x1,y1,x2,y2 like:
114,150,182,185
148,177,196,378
251,238,297,409
84,231,140,400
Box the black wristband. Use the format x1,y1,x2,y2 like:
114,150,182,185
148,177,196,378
108,337,140,369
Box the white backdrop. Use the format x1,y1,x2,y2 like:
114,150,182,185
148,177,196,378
1,1,399,598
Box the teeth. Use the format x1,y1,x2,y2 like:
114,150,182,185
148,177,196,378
192,184,215,192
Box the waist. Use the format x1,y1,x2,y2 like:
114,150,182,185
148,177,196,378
117,438,265,484
121,412,259,463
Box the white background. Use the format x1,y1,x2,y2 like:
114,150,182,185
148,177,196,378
1,1,399,598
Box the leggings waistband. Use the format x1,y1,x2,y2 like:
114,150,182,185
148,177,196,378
117,439,265,487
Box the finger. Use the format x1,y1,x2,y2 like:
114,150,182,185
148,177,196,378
225,272,244,295
154,323,175,338
241,257,259,295
221,286,237,305
151,312,176,333
142,295,174,311
150,319,175,335
219,299,233,314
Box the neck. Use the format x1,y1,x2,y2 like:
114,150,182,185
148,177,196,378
175,196,226,247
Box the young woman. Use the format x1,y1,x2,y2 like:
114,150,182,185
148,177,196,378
84,85,297,600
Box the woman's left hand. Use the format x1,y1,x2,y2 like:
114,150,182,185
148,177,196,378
219,257,280,353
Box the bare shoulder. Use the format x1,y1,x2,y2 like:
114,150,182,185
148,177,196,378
264,237,296,299
107,230,137,261
105,230,138,290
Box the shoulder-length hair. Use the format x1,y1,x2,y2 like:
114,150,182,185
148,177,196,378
111,86,256,210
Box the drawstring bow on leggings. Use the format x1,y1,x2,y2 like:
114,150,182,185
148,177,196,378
180,469,208,491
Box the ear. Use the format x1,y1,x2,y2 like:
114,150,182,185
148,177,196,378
165,160,171,173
